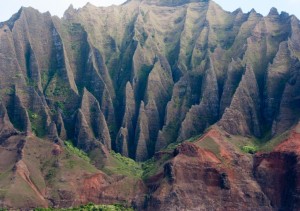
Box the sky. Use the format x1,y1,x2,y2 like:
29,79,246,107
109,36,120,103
1,0,300,22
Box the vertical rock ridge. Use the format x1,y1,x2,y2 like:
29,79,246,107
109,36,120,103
7,92,31,134
55,111,67,140
135,101,149,161
264,42,291,128
178,60,219,141
272,56,300,135
80,88,111,149
218,65,261,137
0,2,299,161
74,109,94,151
0,101,18,141
116,82,136,157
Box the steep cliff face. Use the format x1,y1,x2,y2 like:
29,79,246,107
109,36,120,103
0,0,299,161
0,0,300,209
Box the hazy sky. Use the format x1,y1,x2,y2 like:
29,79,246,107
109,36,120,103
1,0,300,22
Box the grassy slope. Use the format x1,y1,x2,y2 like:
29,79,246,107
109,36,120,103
35,203,133,211
0,125,291,209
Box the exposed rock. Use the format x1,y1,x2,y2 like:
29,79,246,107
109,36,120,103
116,82,136,157
116,127,129,157
254,124,300,210
145,128,272,210
0,0,299,160
48,121,59,143
74,109,94,151
0,1,300,209
80,89,111,149
55,111,67,140
0,101,18,142
178,61,219,141
135,102,149,161
272,56,300,135
218,65,261,137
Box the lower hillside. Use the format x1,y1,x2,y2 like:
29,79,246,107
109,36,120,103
0,120,300,210
35,203,134,211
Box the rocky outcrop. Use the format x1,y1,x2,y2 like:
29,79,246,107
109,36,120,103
0,1,300,209
79,89,111,150
0,102,18,142
218,65,261,137
0,0,299,160
145,128,273,210
254,122,300,210
178,61,219,141
135,102,149,161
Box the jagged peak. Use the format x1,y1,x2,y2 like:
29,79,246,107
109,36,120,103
0,6,52,30
125,81,134,91
63,4,79,20
68,4,74,10
249,8,257,15
247,8,263,19
139,0,209,7
0,7,23,30
244,63,256,80
81,88,98,108
233,8,243,15
291,15,300,23
19,6,47,16
268,7,279,16
122,0,138,5
83,2,97,9
82,87,91,97
280,11,290,19
65,4,75,13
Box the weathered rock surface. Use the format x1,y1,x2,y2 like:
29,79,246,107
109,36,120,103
254,122,300,210
0,0,299,160
0,0,299,209
145,128,273,210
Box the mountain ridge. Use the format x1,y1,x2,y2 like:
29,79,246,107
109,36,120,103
0,0,300,209
0,0,299,160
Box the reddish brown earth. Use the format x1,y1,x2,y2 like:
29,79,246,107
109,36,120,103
0,0,300,209
0,133,147,209
1,124,300,210
78,173,146,208
254,123,300,210
144,127,272,210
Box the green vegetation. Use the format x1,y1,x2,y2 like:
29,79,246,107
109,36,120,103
241,145,258,154
136,64,153,102
30,112,38,120
67,23,83,33
103,151,143,178
3,87,14,95
196,137,221,158
55,101,65,111
64,141,90,163
15,73,23,78
41,158,58,185
187,134,202,142
26,77,38,88
41,71,49,88
45,168,57,181
28,110,46,137
141,154,171,180
258,131,290,152
225,129,291,154
53,85,70,97
45,74,70,98
34,202,133,211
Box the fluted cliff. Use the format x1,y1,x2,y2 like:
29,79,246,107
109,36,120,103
0,0,300,209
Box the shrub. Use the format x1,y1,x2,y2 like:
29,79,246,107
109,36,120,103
241,145,258,154
64,141,90,162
